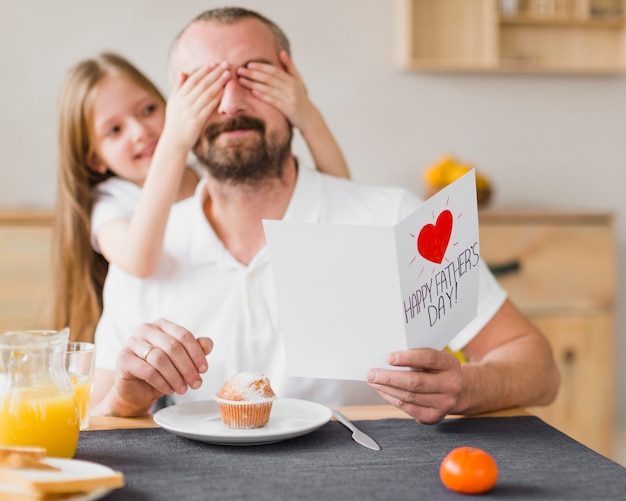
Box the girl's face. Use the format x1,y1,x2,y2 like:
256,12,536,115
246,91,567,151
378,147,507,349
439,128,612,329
89,75,165,185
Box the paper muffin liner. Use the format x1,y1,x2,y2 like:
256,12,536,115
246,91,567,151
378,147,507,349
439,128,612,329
214,397,274,429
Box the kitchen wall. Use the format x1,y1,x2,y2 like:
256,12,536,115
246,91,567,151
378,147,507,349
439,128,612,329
1,0,624,425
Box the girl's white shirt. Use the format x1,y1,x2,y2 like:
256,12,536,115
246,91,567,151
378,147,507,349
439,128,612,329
90,164,204,253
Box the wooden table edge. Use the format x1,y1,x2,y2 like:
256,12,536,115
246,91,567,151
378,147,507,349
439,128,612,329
86,405,529,431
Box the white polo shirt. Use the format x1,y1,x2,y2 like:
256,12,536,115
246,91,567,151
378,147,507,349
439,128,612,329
94,166,506,406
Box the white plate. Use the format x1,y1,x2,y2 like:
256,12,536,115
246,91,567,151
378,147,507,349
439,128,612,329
154,397,332,445
0,458,118,500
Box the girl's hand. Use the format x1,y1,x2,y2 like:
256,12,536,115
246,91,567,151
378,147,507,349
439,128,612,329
162,62,231,151
237,51,319,133
238,51,350,180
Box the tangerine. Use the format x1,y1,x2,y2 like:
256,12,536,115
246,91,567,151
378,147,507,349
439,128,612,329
439,446,498,494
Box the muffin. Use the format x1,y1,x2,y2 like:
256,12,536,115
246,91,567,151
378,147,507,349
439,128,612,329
215,372,277,429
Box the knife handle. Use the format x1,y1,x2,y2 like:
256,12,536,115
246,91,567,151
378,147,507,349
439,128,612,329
332,410,355,431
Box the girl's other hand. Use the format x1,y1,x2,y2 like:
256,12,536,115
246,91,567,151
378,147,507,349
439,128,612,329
237,51,318,133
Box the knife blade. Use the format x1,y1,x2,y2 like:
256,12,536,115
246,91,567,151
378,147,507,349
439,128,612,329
332,410,381,451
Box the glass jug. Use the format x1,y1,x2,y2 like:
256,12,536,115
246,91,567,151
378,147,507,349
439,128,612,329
0,328,80,458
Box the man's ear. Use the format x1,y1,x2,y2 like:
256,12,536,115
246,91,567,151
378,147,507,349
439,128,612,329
87,155,108,174
278,51,289,72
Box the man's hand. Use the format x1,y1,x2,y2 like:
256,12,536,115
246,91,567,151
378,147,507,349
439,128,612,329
102,319,213,417
366,348,462,424
366,300,561,424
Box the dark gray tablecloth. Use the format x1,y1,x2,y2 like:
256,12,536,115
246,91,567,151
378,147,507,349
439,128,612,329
76,416,625,500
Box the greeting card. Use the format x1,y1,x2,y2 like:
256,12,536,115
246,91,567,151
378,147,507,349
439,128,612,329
263,170,480,380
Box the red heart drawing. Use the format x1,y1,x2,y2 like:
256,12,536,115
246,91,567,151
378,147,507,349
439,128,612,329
417,210,453,264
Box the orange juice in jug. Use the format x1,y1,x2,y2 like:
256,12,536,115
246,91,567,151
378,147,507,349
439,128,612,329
0,387,79,458
0,329,80,458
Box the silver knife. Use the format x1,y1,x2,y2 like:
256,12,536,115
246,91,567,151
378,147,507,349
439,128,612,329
332,410,381,451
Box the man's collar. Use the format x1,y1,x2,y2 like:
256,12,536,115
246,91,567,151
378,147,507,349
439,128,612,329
190,163,323,266
282,164,322,223
190,177,224,265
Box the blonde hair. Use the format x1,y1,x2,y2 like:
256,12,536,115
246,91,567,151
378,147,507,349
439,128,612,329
51,52,165,342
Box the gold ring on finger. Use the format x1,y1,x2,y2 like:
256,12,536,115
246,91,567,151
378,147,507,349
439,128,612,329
140,344,155,362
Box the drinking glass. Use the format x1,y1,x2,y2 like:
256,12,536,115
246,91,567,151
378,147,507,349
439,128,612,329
66,342,96,430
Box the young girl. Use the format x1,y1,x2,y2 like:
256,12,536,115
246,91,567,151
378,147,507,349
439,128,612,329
51,52,350,342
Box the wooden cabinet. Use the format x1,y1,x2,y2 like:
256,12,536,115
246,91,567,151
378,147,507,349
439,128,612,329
479,211,615,458
0,212,53,331
396,0,626,73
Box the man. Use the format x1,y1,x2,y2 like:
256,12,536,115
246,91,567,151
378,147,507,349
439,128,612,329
92,7,559,423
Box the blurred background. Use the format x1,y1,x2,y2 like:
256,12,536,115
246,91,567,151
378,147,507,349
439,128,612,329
0,0,624,463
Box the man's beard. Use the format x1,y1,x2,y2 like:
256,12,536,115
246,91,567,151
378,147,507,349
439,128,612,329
195,115,292,185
